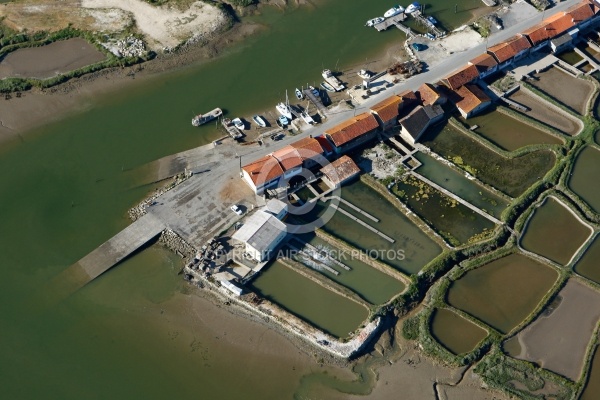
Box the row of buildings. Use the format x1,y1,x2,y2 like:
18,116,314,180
241,0,600,197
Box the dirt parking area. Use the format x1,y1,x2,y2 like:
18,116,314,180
530,66,594,115
0,38,106,79
508,88,582,136
509,279,600,381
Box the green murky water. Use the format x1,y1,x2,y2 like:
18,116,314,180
0,0,492,398
248,260,369,338
521,197,592,266
569,146,600,214
465,109,563,151
447,253,558,333
414,152,508,218
557,50,584,65
574,234,600,284
430,308,487,355
297,234,406,305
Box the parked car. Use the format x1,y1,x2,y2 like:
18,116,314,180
230,204,243,215
412,43,427,51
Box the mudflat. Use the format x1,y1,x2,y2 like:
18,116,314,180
509,279,600,381
0,38,106,79
531,66,594,115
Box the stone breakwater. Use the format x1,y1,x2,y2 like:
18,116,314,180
128,174,189,221
159,229,197,261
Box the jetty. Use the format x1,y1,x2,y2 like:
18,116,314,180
412,11,446,38
221,118,244,140
65,214,166,285
374,14,414,37
303,88,327,116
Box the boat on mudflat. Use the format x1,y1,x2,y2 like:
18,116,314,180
278,115,289,127
384,5,404,18
295,88,304,100
320,81,336,93
309,85,319,96
365,17,385,27
252,115,267,128
276,102,293,119
192,107,223,126
232,118,245,130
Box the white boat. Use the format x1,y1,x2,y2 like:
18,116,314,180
322,69,345,91
405,2,420,14
384,5,404,18
301,111,314,125
192,107,223,126
295,88,304,100
232,117,245,130
278,115,289,127
252,115,267,128
358,69,373,80
365,17,385,27
320,81,336,93
276,90,293,119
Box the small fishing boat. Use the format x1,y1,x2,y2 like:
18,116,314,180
405,2,420,14
301,111,314,125
384,5,404,18
252,115,267,128
320,81,336,93
365,17,385,27
295,88,304,100
192,108,223,126
278,115,289,127
232,118,245,130
426,16,438,25
309,85,319,96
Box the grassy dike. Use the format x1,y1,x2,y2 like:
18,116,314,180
395,78,600,399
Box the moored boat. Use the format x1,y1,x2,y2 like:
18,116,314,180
365,17,385,27
405,2,420,14
276,90,293,119
427,16,438,25
192,107,223,126
320,81,336,93
384,5,404,18
309,85,319,96
252,115,267,128
232,118,245,130
278,115,289,127
295,88,304,100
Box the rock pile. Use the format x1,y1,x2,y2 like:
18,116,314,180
128,174,189,221
159,229,197,260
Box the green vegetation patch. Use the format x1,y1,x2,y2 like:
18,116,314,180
421,124,557,197
392,174,495,246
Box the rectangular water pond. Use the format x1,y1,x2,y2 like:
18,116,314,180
557,50,583,65
249,260,369,338
422,123,557,197
464,109,562,151
531,66,593,115
447,253,558,333
302,180,442,274
581,347,600,400
430,308,487,355
568,146,600,214
521,197,592,266
393,174,495,246
414,152,508,218
294,234,405,305
575,235,600,284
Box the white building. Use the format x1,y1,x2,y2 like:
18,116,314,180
232,210,287,262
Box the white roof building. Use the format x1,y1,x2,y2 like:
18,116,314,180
232,210,287,262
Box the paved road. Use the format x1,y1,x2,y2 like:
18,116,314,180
144,0,583,247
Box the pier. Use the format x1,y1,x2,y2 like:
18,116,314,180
221,118,244,140
374,14,410,33
324,200,395,243
66,214,166,284
412,11,446,38
303,88,328,116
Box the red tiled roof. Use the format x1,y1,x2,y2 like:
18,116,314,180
487,35,531,64
271,146,302,171
545,13,576,36
320,155,360,185
522,22,554,46
469,53,498,73
417,83,441,106
567,1,595,22
325,113,379,147
398,90,419,104
455,84,491,114
443,64,479,90
242,155,284,186
314,135,333,154
289,136,325,160
370,95,402,122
